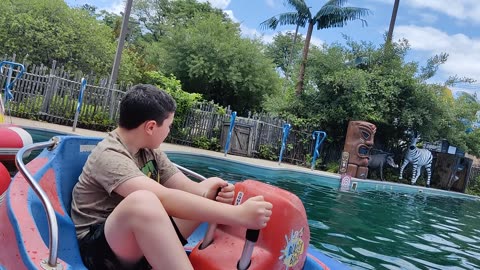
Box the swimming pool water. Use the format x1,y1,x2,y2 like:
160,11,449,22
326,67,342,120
23,127,72,143
167,152,480,270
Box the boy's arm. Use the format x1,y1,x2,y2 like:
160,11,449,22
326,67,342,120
113,175,272,229
164,172,234,203
155,149,234,203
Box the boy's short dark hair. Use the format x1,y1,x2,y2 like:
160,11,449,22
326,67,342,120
119,84,177,130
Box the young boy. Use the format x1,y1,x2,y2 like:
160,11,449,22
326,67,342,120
70,84,272,270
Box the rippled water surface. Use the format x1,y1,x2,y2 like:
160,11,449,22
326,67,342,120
169,153,480,270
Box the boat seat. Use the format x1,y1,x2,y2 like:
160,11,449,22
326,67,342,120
6,136,101,269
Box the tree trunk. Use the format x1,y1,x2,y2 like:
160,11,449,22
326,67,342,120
281,24,300,94
295,20,314,96
387,0,400,44
285,23,300,81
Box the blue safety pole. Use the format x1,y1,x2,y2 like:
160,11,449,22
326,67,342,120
72,78,87,132
278,123,291,165
224,111,237,157
0,61,25,123
311,131,327,170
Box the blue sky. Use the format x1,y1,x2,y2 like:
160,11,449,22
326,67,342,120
66,0,480,97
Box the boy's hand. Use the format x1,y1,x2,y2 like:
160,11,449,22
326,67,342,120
239,196,273,229
200,177,234,204
216,182,235,204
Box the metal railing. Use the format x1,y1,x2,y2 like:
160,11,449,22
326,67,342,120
15,138,59,268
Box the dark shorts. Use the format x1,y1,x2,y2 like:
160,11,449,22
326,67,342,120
78,217,188,270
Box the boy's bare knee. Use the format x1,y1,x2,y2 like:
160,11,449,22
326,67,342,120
121,190,168,223
126,190,158,204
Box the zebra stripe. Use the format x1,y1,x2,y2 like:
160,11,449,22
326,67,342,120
399,141,433,186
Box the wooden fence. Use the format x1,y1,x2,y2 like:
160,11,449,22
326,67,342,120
1,57,326,166
469,166,480,188
168,102,323,166
1,55,126,131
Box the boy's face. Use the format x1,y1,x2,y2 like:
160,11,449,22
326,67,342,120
148,112,174,148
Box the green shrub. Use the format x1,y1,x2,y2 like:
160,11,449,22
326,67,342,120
192,136,221,151
466,174,480,196
325,161,339,173
258,144,278,161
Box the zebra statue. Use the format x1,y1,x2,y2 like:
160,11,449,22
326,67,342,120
398,132,433,187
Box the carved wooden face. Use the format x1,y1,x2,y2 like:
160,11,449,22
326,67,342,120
344,121,377,166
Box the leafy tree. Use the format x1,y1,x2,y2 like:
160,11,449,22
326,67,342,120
266,36,480,161
157,14,281,114
265,32,304,77
260,0,370,95
141,70,203,120
133,0,226,42
0,0,115,75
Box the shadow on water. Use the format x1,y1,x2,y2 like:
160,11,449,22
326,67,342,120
169,153,480,270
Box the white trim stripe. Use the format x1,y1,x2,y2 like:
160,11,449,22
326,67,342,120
7,126,33,146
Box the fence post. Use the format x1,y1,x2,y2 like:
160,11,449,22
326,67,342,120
109,88,117,120
41,60,57,115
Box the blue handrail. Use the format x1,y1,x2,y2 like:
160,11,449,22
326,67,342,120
311,131,327,170
72,78,87,132
278,123,291,165
0,61,25,122
224,111,237,157
1,61,25,102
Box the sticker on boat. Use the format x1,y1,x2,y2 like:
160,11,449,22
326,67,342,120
79,144,96,152
280,227,305,267
234,191,243,205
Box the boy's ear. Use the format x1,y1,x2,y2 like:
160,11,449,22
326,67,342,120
144,120,157,134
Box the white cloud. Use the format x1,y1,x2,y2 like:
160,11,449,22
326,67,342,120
395,25,480,84
224,10,237,22
368,0,480,24
418,13,438,24
239,25,272,41
309,36,324,48
105,0,124,15
197,0,231,9
404,0,480,24
266,0,276,8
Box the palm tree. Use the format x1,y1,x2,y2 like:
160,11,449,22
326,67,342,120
387,0,400,44
260,1,309,83
261,0,370,95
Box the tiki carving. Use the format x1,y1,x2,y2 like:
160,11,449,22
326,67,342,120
342,121,377,179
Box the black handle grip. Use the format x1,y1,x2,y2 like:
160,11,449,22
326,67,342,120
245,229,260,243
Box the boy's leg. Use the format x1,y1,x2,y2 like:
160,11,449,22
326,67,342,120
171,218,202,239
104,190,193,270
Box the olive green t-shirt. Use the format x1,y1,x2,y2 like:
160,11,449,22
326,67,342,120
70,131,179,239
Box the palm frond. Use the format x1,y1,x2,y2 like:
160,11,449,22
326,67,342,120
324,0,349,7
260,16,280,30
314,5,371,29
260,12,307,30
279,12,309,27
284,0,310,15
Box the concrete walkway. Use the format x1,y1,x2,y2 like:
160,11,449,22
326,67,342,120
7,117,480,199
9,116,337,177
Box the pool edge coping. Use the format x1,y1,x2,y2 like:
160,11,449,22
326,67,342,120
166,150,480,201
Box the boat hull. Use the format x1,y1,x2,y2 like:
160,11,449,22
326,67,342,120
0,136,349,269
